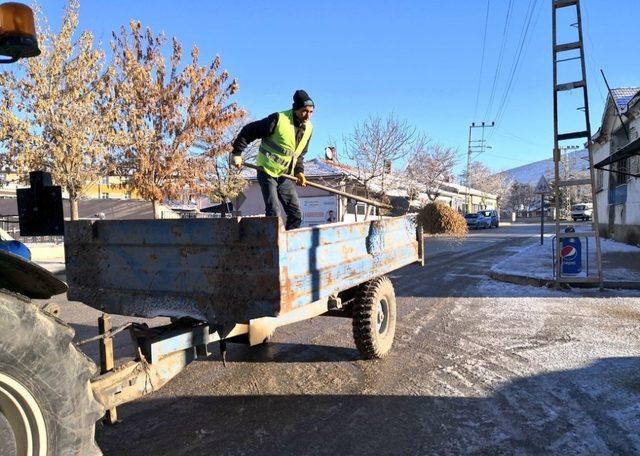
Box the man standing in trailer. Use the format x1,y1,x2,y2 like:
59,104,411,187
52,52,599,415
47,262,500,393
232,90,314,230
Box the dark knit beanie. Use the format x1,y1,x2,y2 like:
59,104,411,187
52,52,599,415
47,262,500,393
292,89,314,110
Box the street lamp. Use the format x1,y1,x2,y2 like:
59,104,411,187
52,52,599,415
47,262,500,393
0,2,40,64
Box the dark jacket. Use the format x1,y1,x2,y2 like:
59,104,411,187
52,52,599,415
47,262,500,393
232,112,312,175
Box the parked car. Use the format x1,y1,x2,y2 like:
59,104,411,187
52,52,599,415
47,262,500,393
479,209,500,228
465,212,492,229
571,203,593,221
0,227,30,260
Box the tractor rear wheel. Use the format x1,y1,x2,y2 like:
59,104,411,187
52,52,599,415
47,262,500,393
0,291,103,455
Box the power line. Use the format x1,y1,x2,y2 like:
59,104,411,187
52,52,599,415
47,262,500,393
492,0,541,129
482,152,538,163
493,0,539,127
494,130,547,148
580,1,606,104
484,0,514,120
473,0,491,120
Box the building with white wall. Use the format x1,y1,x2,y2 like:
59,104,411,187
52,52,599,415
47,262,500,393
592,87,640,245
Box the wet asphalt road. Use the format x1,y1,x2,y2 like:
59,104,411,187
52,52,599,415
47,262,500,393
54,222,640,455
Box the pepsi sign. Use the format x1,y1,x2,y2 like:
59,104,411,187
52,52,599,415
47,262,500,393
561,245,578,262
561,237,582,275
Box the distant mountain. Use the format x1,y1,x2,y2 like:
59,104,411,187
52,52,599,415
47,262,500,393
496,149,590,186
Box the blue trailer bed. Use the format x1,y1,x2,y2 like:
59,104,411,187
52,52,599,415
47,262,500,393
65,215,422,326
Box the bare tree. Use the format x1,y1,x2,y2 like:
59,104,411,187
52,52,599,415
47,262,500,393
342,114,416,197
405,142,457,201
109,21,243,218
193,119,257,214
202,155,245,214
460,161,512,209
505,182,536,213
558,150,590,217
0,0,114,220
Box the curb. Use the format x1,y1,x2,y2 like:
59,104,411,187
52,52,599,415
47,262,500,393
602,281,640,290
489,271,549,288
489,271,640,290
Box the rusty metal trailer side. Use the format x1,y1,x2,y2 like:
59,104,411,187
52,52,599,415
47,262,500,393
65,215,421,325
280,216,420,311
65,217,282,325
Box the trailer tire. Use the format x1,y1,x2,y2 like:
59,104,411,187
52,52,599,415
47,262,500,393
0,291,103,456
352,276,397,359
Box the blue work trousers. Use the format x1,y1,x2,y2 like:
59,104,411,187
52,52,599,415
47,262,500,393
257,170,302,230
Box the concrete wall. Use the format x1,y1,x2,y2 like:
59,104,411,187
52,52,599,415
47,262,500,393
625,166,640,228
593,139,610,227
598,223,640,245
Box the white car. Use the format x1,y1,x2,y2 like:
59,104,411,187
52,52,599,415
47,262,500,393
571,203,593,221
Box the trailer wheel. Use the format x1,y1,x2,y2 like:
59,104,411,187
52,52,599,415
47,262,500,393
0,291,103,455
352,276,397,359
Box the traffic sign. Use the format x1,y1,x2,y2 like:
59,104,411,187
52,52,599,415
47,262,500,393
535,175,551,194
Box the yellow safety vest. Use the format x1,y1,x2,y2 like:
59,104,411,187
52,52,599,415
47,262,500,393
256,110,313,177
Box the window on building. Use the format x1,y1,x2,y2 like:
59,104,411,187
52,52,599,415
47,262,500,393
101,192,109,199
614,159,629,186
612,126,630,153
608,157,629,205
345,201,355,214
596,168,604,191
630,156,640,178
101,176,109,185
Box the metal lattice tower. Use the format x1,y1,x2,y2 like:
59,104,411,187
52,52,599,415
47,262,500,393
551,0,603,287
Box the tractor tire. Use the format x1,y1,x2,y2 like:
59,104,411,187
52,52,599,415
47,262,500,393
0,291,103,456
352,276,397,359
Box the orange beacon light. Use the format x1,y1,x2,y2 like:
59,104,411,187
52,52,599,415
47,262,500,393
0,2,40,63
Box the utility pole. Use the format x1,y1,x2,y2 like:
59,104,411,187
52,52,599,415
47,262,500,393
551,0,603,288
466,121,495,213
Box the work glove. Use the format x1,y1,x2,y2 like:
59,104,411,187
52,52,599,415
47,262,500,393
232,155,243,169
296,172,307,186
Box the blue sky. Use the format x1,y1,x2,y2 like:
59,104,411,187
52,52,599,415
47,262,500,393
39,0,640,176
